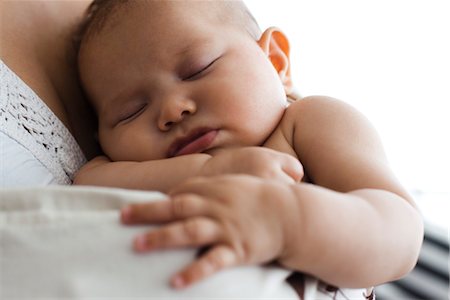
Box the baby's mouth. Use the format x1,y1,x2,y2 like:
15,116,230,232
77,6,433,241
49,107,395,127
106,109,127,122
167,128,219,158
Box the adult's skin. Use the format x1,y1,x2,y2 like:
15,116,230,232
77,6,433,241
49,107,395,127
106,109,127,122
1,0,99,159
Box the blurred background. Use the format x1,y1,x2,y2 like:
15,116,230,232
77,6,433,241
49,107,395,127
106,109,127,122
245,1,449,299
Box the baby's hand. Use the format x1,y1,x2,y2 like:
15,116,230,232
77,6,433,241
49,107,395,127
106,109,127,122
121,175,296,289
201,147,303,184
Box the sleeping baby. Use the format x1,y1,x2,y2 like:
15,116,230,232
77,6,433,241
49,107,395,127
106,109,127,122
73,0,422,297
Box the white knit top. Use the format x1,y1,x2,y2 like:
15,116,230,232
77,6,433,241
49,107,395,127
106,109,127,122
0,60,86,186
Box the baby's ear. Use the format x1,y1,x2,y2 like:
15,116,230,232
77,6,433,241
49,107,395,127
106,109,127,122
258,27,293,94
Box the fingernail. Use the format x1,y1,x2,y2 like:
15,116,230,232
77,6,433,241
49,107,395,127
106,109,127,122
171,275,185,289
121,206,132,223
134,235,148,252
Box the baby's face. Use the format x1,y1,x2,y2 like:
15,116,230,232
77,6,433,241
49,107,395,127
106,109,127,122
79,1,288,161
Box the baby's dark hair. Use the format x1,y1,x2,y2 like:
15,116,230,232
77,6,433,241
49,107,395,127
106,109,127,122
73,0,261,52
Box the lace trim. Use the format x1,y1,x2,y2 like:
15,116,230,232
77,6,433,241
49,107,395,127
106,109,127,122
0,60,86,184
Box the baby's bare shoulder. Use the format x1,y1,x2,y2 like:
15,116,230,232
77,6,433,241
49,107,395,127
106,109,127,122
285,95,385,158
285,95,354,118
284,95,370,134
267,96,347,155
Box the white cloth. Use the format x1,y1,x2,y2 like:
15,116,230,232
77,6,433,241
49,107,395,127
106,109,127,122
0,186,371,299
0,186,299,299
0,60,86,186
0,131,56,186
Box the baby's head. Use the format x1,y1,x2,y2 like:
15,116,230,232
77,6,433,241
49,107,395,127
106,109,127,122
77,0,293,161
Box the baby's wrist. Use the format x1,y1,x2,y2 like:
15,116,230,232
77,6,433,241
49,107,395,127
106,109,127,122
276,183,310,270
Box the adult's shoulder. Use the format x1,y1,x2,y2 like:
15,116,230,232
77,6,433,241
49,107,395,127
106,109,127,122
0,1,100,159
0,1,90,107
0,1,89,64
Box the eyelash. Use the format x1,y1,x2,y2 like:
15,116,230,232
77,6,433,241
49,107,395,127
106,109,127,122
183,58,218,81
119,104,147,124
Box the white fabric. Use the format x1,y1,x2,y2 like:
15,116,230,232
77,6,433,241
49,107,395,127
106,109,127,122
0,186,371,299
0,60,86,185
0,186,298,299
0,131,57,186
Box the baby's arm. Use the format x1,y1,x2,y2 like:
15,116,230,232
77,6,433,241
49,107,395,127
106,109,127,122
73,154,210,192
74,147,302,193
275,96,423,287
117,96,423,289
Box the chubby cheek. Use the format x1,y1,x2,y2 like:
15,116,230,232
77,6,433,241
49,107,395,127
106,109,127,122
235,49,286,103
224,56,287,143
245,101,286,146
98,128,127,161
98,127,164,162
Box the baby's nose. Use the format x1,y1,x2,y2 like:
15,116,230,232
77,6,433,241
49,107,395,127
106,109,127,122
158,98,196,131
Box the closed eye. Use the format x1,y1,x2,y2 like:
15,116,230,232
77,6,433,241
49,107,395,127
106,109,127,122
183,57,219,81
118,103,147,124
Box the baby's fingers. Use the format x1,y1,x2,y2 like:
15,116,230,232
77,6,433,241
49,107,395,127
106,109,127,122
282,156,304,183
121,194,206,224
171,245,238,289
134,217,220,252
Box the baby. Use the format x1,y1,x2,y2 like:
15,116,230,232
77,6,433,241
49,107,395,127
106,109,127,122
74,0,423,292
